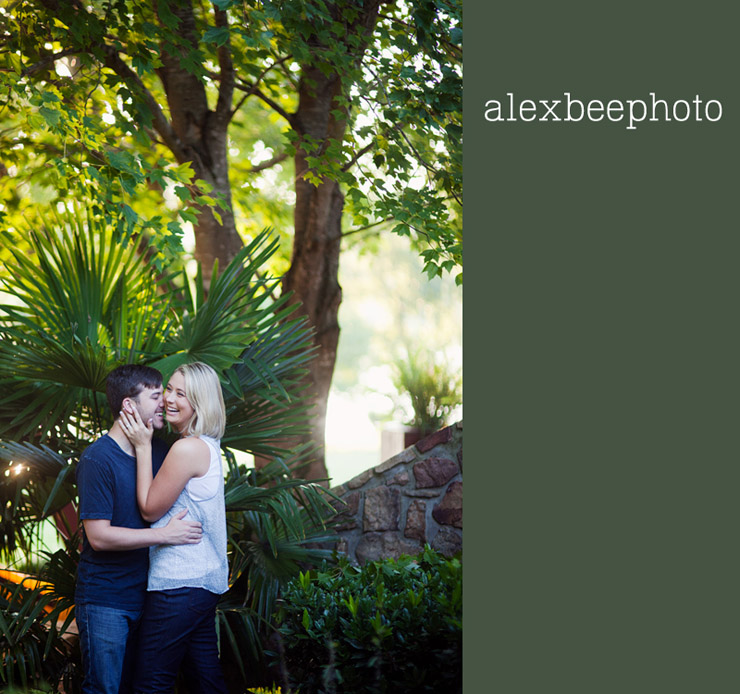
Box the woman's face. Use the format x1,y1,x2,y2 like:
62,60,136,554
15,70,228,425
164,370,195,434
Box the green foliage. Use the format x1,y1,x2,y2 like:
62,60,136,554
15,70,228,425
219,448,341,685
0,571,78,692
0,206,166,446
391,349,462,432
218,448,341,684
0,0,218,266
273,547,462,694
0,0,464,682
0,0,461,280
0,204,313,454
0,444,75,563
348,0,463,283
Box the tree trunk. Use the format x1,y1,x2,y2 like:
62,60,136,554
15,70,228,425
157,1,242,288
280,3,383,483
281,67,347,483
156,0,382,483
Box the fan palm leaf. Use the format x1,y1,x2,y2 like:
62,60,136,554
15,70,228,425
151,233,283,374
0,206,171,442
222,316,317,456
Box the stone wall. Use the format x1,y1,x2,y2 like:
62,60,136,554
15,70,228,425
329,421,462,565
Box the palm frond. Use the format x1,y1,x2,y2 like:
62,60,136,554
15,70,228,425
0,204,173,441
38,543,80,619
0,441,76,561
225,446,338,530
0,574,76,690
145,229,319,455
216,602,266,681
152,233,284,376
220,503,338,686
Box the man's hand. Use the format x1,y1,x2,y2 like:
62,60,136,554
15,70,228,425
158,509,203,545
83,513,202,552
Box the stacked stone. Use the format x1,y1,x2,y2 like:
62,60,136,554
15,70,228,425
329,421,462,565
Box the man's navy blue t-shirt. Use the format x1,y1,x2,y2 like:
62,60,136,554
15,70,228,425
75,435,169,610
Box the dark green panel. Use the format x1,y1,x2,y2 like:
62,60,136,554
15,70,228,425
466,3,738,692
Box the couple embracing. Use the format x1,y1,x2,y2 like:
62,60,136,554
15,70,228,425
74,362,229,693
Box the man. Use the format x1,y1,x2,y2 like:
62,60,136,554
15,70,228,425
75,364,203,694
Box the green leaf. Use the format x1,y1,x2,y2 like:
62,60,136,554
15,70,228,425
39,106,60,127
203,27,231,47
108,150,137,172
180,208,198,224
174,185,191,202
156,0,180,31
121,204,137,225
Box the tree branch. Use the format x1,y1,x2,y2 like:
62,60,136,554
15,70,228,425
342,142,374,172
101,45,188,163
20,49,78,77
213,7,234,127
341,216,394,237
249,152,289,173
213,54,293,120
231,91,250,118
231,82,294,126
255,54,293,88
250,87,296,127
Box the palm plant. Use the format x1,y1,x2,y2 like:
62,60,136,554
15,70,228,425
0,204,340,690
392,348,462,433
0,571,78,692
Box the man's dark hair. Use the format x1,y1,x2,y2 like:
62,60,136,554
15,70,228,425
106,364,163,415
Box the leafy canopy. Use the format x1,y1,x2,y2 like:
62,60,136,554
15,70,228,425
0,0,461,281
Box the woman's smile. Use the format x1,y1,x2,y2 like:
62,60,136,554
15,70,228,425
164,371,195,433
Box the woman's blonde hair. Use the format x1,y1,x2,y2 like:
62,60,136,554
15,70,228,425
172,362,226,439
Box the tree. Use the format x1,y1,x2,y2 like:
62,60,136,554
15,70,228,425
0,0,462,480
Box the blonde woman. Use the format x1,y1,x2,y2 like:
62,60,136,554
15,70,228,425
120,362,228,693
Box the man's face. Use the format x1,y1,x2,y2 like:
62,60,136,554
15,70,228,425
130,385,165,430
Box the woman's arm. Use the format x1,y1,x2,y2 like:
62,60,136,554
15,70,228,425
141,437,209,520
120,410,210,522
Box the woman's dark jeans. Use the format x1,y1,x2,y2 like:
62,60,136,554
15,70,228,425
134,587,227,694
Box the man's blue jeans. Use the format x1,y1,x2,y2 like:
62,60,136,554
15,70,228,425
75,602,142,694
134,587,227,694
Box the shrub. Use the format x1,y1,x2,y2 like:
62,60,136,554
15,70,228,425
272,546,462,694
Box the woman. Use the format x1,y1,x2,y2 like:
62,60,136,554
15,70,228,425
119,361,229,694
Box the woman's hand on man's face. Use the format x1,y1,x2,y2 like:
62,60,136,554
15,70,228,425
119,406,154,448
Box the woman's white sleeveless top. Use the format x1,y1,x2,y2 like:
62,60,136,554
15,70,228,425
147,435,229,594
